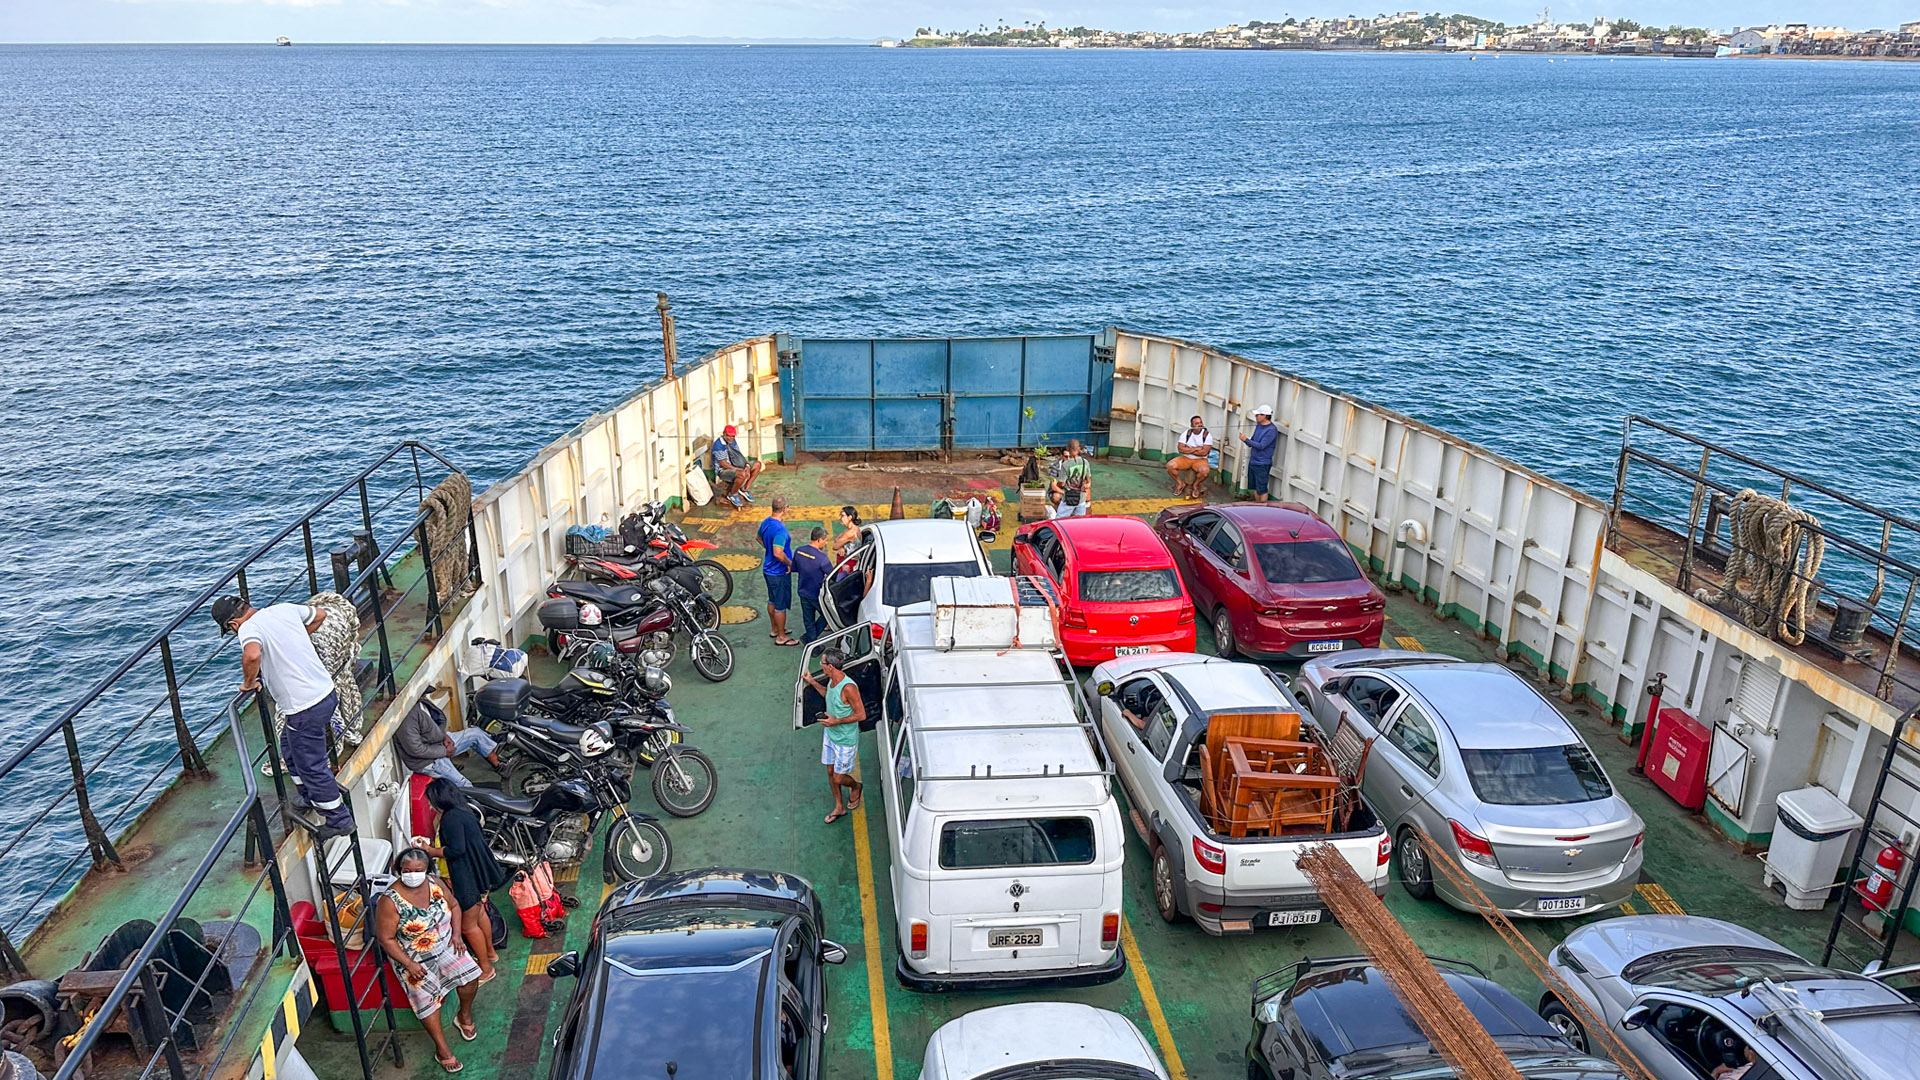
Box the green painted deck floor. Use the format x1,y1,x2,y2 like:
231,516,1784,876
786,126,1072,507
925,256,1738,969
32,458,1914,1080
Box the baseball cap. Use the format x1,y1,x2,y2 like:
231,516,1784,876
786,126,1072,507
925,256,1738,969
723,424,737,436
1253,404,1274,417
211,595,245,634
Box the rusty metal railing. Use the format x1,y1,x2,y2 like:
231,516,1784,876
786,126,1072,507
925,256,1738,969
0,442,476,970
1607,416,1920,705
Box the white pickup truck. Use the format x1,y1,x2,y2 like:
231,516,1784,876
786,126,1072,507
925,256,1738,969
1086,653,1390,935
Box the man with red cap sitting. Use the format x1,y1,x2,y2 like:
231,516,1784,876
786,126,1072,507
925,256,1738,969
709,424,765,508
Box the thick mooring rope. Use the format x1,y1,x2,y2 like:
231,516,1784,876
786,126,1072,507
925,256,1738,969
1694,488,1825,645
419,471,473,607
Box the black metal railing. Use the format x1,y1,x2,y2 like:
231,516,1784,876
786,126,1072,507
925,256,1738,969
0,442,476,969
40,696,293,1080
1608,417,1920,706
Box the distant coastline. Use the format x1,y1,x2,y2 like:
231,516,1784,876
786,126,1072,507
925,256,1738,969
590,35,868,45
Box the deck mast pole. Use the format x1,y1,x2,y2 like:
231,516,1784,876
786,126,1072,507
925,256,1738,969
657,292,678,380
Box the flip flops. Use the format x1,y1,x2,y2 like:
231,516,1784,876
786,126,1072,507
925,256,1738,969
457,1016,478,1042
438,1055,464,1073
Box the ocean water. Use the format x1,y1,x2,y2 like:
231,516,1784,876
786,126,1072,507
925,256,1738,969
2,45,1918,927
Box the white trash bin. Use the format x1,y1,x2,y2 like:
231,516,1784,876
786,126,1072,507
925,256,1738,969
1766,786,1863,910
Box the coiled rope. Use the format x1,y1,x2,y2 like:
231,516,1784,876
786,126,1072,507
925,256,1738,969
1693,488,1825,645
419,471,473,607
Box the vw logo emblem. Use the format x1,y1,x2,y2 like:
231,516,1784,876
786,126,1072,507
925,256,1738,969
1129,615,1140,625
1008,881,1028,898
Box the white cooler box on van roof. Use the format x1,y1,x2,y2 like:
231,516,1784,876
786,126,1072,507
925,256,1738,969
931,575,1058,652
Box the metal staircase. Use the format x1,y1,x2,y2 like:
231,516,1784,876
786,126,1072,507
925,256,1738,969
1821,706,1920,971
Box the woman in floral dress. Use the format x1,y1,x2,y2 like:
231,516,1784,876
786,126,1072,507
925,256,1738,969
373,847,482,1072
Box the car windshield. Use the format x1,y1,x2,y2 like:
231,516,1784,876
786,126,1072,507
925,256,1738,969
1079,569,1181,603
1255,539,1363,584
1458,745,1613,805
1621,946,1835,994
882,559,981,608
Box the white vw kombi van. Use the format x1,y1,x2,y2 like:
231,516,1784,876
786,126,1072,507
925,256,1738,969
795,577,1126,990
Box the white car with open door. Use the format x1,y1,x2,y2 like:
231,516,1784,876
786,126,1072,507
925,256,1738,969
820,519,991,634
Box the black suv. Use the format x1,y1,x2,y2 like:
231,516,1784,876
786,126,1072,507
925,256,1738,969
1247,956,1629,1080
547,868,848,1080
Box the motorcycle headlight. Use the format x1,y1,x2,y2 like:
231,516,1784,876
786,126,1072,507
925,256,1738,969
578,602,604,627
580,723,614,756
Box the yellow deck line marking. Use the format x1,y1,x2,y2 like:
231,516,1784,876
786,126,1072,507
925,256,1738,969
602,881,616,904
851,802,896,1080
525,951,562,975
1394,635,1427,652
552,864,580,883
1635,883,1684,915
1120,918,1188,1080
1620,901,1637,915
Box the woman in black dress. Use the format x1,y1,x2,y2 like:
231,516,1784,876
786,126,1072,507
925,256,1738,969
417,778,508,982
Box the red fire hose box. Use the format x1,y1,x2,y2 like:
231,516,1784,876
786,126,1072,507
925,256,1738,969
1647,707,1710,810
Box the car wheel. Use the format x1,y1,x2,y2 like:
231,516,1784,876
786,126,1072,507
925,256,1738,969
1540,999,1590,1054
1397,828,1435,901
1153,845,1184,923
1212,608,1237,658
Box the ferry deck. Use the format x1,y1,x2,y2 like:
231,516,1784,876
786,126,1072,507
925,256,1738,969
5,329,1917,1080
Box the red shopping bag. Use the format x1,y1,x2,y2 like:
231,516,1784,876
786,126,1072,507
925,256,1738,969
508,871,547,938
531,860,567,922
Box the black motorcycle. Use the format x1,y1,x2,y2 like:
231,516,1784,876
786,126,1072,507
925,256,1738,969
540,582,720,669
477,674,717,818
462,761,671,885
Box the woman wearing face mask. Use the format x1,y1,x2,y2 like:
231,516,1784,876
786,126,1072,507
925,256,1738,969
413,778,507,982
374,847,482,1072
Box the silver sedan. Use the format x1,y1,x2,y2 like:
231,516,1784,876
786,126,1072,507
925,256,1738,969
1539,914,1920,1080
1295,649,1642,918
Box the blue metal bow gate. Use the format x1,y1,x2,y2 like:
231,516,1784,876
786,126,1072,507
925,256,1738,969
776,334,1114,457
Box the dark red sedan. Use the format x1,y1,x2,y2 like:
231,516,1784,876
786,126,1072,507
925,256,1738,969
1153,503,1385,660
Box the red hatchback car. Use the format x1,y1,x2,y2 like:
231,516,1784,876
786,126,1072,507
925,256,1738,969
1154,503,1385,660
1011,516,1197,666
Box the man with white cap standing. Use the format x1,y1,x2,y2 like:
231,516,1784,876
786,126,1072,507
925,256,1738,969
1239,404,1279,504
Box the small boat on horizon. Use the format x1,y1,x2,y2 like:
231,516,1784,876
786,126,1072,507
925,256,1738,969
275,36,291,46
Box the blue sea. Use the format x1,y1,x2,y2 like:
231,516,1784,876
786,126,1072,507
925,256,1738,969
2,44,1918,929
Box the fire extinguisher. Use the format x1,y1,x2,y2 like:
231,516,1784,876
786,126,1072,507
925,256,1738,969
1858,840,1907,913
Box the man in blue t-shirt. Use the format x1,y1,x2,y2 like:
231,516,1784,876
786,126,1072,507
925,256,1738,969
792,527,832,644
758,496,798,645
1239,403,1279,503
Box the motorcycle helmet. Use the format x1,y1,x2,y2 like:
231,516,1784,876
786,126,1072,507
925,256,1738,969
578,601,604,627
638,666,672,700
579,721,615,757
580,640,616,669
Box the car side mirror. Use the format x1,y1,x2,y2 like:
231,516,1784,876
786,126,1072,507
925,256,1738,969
546,951,580,979
821,940,849,965
1620,1004,1650,1031
1095,680,1116,698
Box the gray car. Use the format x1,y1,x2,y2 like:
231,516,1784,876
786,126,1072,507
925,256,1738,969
1295,649,1642,917
1540,914,1920,1080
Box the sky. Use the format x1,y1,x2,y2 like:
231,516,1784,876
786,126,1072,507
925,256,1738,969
0,0,1912,43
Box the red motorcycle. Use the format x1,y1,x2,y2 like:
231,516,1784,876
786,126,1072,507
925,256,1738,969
565,505,732,604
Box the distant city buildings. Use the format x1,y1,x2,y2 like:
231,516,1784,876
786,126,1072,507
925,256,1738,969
900,12,1920,58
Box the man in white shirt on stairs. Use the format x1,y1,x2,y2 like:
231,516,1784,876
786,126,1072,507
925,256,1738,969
213,595,356,839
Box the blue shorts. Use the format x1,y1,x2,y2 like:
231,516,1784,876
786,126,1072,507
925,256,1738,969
765,572,792,612
1248,461,1272,495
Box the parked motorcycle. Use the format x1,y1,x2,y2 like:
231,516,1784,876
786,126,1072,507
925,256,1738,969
467,678,671,883
644,575,734,682
477,672,717,817
541,581,720,665
563,504,733,604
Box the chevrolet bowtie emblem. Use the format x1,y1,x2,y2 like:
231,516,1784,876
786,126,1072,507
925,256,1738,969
1563,848,1584,858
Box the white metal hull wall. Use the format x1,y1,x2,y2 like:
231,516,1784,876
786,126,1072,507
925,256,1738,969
1103,329,1904,845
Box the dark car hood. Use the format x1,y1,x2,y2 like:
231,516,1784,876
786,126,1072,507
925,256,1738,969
605,867,815,910
1294,966,1560,1063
